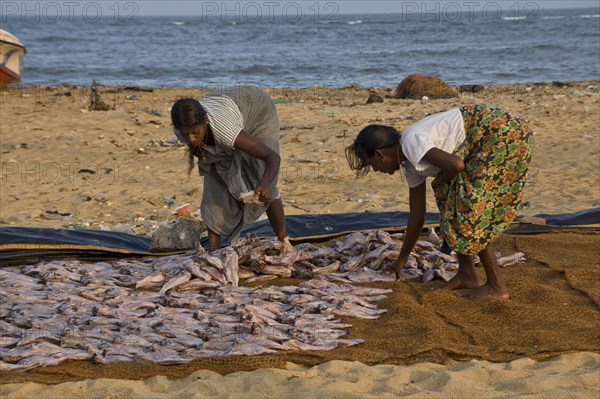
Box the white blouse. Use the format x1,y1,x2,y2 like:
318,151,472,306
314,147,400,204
401,107,466,188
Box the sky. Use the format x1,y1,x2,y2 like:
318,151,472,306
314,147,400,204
3,1,598,17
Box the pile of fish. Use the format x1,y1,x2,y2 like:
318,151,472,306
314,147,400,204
0,229,525,372
229,229,525,285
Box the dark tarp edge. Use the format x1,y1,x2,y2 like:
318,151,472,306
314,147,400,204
1,208,598,266
0,227,152,252
532,208,600,226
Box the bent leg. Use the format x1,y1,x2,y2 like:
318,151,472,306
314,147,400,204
266,197,287,241
462,245,510,299
440,253,480,290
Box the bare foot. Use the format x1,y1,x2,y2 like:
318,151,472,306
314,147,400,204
461,283,510,300
438,273,480,290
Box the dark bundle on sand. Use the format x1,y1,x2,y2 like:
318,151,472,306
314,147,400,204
395,73,457,99
89,80,111,111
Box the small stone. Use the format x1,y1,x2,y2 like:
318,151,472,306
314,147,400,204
150,218,206,252
113,224,134,234
366,93,384,104
458,84,485,93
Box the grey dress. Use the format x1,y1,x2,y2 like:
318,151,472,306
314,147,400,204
175,85,280,244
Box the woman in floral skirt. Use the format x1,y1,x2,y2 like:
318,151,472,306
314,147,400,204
345,104,533,299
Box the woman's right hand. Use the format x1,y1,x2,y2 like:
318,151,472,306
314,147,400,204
254,185,271,205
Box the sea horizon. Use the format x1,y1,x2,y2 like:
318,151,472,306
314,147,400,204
2,6,599,88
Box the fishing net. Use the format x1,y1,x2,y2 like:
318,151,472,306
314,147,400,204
1,232,598,384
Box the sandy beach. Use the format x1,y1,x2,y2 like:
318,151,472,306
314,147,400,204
1,81,598,233
1,81,599,397
1,353,598,399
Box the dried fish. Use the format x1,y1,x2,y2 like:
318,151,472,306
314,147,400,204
135,271,167,290
178,279,220,291
0,337,20,348
0,227,527,371
497,252,526,267
422,269,436,283
223,251,240,286
203,253,224,270
203,265,227,284
368,249,399,270
186,261,214,281
314,260,341,274
340,255,364,272
434,268,455,282
360,244,390,266
335,232,366,252
159,272,192,294
261,265,293,278
245,274,278,284
239,190,263,204
427,227,442,246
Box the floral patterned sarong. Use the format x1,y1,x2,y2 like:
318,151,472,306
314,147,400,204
432,104,534,255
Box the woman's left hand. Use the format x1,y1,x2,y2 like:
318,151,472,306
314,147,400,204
434,170,453,186
254,185,271,205
385,257,407,281
422,148,464,186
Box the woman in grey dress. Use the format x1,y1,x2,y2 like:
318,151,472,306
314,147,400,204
171,85,287,252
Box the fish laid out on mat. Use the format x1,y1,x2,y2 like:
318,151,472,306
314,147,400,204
0,229,525,371
215,228,524,284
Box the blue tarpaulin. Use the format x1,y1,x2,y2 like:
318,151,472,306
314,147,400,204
1,208,598,266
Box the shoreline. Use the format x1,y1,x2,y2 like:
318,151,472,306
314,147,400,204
3,78,596,91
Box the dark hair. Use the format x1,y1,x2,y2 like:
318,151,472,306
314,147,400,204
345,124,400,177
171,98,207,131
171,98,208,177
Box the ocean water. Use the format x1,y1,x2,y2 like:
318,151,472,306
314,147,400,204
2,7,599,88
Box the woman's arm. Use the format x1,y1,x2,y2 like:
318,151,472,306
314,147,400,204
421,148,465,185
233,130,281,203
390,182,427,280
